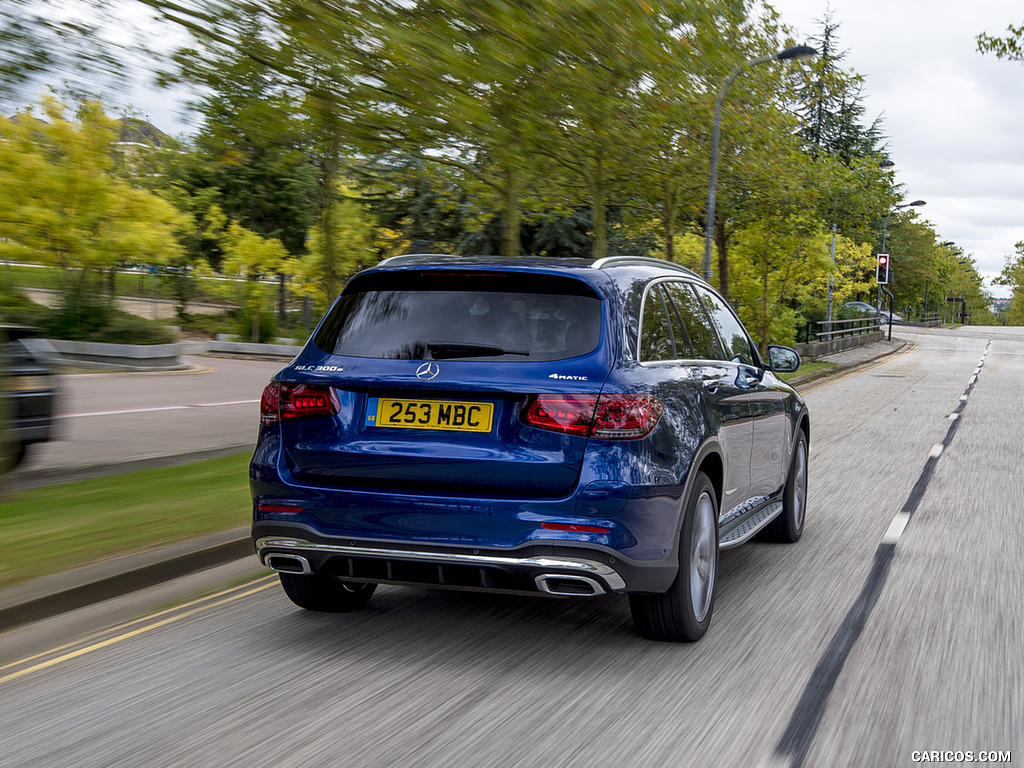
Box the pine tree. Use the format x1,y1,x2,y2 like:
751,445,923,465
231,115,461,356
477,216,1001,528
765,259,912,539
796,13,883,165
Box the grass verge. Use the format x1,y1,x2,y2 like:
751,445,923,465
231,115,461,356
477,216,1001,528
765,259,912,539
0,452,251,589
780,361,836,382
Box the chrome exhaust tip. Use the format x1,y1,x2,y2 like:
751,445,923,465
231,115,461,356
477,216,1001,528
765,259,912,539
263,553,313,575
535,574,605,596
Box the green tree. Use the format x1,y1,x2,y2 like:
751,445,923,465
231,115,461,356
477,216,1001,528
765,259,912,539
0,0,123,108
946,256,995,325
796,13,884,163
995,242,1024,325
354,0,559,259
364,155,475,255
0,97,186,327
529,0,677,260
296,182,377,309
694,3,818,300
977,24,1024,62
877,216,995,322
151,0,351,300
730,217,832,350
160,10,318,261
215,219,294,342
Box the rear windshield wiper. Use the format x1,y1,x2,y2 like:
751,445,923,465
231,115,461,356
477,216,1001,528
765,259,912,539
427,341,530,359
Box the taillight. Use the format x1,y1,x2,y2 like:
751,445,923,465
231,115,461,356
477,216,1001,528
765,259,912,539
520,394,662,440
590,395,664,439
521,395,598,437
260,381,281,424
260,381,339,424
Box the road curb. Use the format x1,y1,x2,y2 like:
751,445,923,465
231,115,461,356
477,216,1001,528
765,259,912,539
9,443,255,492
0,528,252,633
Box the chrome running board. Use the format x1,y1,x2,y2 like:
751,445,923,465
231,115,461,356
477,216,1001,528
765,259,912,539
719,501,784,550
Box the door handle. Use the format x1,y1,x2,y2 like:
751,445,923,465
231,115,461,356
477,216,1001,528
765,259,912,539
702,377,719,394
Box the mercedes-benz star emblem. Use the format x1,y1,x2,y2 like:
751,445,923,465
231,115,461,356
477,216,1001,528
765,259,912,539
416,362,440,380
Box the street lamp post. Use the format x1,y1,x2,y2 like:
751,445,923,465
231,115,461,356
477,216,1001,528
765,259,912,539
703,45,817,284
881,199,926,253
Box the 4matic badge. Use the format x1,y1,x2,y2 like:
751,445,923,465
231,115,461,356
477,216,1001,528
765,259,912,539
548,373,588,381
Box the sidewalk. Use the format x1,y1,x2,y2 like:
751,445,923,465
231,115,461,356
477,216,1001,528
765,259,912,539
788,336,908,387
0,335,909,633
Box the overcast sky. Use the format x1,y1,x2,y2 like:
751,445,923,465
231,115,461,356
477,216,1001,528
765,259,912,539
110,0,1024,296
771,0,1024,296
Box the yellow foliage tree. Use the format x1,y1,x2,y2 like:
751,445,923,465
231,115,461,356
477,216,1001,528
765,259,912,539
0,97,186,299
730,219,833,351
217,219,294,342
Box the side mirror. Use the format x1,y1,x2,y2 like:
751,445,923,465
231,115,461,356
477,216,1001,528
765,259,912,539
767,345,801,374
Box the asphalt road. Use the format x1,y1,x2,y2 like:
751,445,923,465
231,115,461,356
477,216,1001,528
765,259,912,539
14,355,286,477
0,327,1019,768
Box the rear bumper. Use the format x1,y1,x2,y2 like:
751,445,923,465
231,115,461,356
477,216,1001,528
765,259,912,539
252,521,677,596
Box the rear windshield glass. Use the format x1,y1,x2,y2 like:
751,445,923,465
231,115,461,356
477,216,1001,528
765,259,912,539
312,271,603,361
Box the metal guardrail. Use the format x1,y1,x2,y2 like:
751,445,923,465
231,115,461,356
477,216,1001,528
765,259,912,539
903,313,942,327
813,317,880,341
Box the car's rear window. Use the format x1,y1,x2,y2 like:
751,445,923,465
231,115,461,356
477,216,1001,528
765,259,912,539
312,271,603,361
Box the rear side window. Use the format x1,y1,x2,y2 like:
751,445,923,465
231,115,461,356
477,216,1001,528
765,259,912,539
661,281,721,361
313,271,602,361
639,284,676,362
693,285,757,366
640,280,729,363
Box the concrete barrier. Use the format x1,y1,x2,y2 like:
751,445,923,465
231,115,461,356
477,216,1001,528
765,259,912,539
45,339,187,370
35,339,303,371
796,329,884,360
183,339,303,360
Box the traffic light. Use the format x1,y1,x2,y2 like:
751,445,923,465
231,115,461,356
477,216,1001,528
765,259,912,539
876,253,890,284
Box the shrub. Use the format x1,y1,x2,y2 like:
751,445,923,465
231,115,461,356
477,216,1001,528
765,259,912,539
45,292,114,340
176,312,232,339
89,313,178,345
233,308,278,343
0,289,52,328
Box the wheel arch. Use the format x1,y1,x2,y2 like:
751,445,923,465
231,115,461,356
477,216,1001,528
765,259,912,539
794,411,810,456
677,441,724,533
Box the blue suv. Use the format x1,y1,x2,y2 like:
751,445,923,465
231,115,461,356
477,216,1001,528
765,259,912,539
251,255,809,641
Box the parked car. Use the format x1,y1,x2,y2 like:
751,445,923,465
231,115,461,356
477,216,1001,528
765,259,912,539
841,300,902,323
250,256,809,642
1,325,57,470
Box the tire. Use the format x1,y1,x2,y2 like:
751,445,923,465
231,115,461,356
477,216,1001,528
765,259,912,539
279,572,377,612
764,430,807,544
1,442,27,473
629,472,719,642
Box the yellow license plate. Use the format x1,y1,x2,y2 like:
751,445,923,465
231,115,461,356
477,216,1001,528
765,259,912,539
368,398,494,432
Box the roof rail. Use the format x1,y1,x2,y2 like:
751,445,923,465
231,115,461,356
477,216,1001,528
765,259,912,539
591,256,700,278
376,253,458,267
